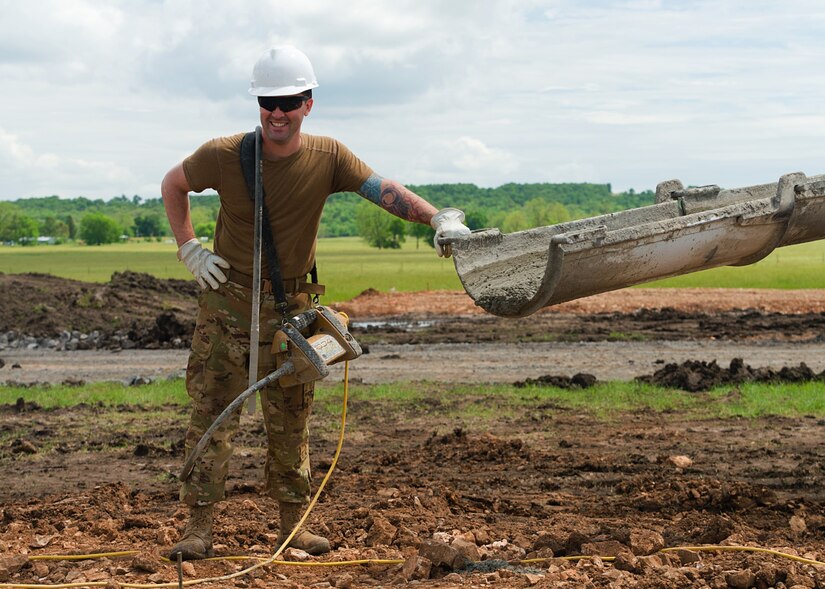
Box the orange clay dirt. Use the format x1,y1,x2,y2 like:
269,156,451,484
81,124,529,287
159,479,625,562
2,274,825,588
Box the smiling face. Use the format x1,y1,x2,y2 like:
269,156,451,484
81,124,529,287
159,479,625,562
258,94,314,157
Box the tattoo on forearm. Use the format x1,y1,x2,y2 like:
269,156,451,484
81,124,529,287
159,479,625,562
381,184,436,223
379,184,411,218
358,174,436,223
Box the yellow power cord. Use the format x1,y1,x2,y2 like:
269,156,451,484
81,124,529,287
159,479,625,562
3,355,825,587
661,545,825,566
528,545,825,567
8,544,825,589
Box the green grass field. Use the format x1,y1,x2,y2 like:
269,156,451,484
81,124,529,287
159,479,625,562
2,379,825,422
0,237,461,302
1,236,824,302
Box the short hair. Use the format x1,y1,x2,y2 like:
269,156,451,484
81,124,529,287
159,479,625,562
301,89,313,99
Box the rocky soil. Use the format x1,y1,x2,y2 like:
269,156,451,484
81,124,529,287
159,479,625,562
2,272,825,588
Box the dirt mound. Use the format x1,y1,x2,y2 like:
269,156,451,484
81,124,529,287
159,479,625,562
109,270,200,295
513,372,597,388
638,357,825,391
0,271,198,349
127,311,194,348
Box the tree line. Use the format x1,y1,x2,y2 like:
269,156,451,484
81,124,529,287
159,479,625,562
0,183,654,248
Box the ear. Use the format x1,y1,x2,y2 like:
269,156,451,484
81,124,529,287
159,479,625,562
304,98,314,115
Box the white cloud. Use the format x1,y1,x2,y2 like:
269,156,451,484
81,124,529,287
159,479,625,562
0,127,134,197
411,137,519,186
451,137,518,174
582,111,685,126
1,0,825,198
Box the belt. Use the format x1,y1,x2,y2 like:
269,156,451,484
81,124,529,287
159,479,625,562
227,269,326,296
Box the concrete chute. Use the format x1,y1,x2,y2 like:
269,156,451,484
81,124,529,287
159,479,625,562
450,172,825,318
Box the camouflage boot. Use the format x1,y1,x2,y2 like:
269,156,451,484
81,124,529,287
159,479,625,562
277,501,331,555
168,504,214,560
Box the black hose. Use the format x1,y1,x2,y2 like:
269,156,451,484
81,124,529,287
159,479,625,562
178,362,295,482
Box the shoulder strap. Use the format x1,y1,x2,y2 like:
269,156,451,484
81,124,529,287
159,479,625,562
239,132,257,197
239,131,289,310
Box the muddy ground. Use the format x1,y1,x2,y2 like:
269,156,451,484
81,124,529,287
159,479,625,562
2,273,825,588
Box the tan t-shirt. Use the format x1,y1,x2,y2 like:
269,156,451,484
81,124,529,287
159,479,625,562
183,133,373,279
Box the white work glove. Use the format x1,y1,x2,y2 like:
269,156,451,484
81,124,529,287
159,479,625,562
430,208,471,258
177,238,230,290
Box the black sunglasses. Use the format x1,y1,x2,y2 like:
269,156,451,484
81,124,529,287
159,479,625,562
257,95,309,113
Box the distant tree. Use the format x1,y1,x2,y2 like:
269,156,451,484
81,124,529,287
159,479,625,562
501,210,529,233
0,202,18,231
356,202,406,249
2,182,652,244
547,202,572,225
80,213,121,245
65,215,77,239
195,221,216,240
40,216,69,240
407,222,433,249
524,200,570,228
319,192,361,237
14,216,39,245
133,214,164,237
463,208,488,230
523,198,551,228
0,203,39,244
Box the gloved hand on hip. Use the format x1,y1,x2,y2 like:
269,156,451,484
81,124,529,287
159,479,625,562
430,208,471,258
177,238,230,289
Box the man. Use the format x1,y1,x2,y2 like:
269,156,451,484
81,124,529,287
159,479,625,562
161,45,470,560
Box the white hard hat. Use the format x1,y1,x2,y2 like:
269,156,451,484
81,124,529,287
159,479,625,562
249,46,319,97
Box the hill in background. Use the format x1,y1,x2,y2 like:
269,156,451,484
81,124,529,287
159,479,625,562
4,182,653,241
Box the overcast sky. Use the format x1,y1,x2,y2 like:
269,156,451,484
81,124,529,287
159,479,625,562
1,0,824,201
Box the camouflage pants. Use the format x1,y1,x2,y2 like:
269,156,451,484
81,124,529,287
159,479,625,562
180,280,315,507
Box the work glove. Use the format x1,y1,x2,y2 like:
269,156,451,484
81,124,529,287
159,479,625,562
177,238,230,290
430,208,471,258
